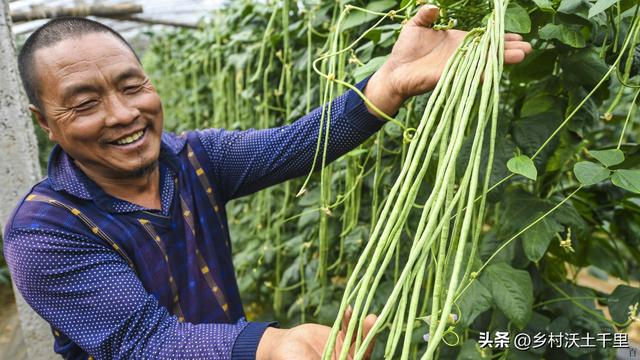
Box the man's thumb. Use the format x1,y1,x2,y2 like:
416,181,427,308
410,5,440,28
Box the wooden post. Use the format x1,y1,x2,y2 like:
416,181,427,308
105,15,199,29
11,3,143,23
0,0,54,359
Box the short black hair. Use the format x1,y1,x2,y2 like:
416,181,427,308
18,17,140,110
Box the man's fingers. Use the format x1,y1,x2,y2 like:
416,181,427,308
410,5,440,28
504,33,523,41
504,37,532,64
505,40,533,54
504,49,526,64
362,314,378,359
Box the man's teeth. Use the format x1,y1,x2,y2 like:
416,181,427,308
115,130,144,145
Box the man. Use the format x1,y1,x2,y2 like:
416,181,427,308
3,5,531,360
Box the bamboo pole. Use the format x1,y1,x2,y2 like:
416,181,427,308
11,3,142,23
104,15,199,29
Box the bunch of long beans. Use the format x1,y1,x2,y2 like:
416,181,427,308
322,0,507,358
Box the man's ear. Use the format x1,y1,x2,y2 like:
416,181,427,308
29,104,54,141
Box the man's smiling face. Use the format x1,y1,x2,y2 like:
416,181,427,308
32,32,163,179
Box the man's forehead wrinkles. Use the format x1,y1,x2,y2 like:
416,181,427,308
53,59,94,77
52,53,130,73
56,65,143,91
114,66,145,81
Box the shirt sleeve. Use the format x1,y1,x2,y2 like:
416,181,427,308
196,78,386,202
4,227,270,360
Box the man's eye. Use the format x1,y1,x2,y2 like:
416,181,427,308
123,85,143,94
75,100,98,111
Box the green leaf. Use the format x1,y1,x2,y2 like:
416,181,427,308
297,208,319,228
567,88,599,135
522,218,563,262
589,149,625,167
507,155,537,180
458,281,492,326
341,1,396,31
480,229,516,264
297,187,320,206
497,188,587,242
353,55,388,83
520,93,564,117
316,300,341,324
279,261,300,286
513,117,558,156
362,29,381,43
547,284,607,327
573,161,611,186
608,285,640,324
532,0,555,12
588,0,618,18
511,112,564,169
611,169,640,193
538,24,586,48
560,49,609,85
505,3,532,33
481,263,534,329
557,0,592,19
344,226,367,258
509,49,559,83
384,120,403,137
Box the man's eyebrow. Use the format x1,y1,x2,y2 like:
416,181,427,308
61,83,100,103
113,67,145,85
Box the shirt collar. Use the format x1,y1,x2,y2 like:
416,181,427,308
47,131,187,210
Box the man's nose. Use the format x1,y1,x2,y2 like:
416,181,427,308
104,93,140,126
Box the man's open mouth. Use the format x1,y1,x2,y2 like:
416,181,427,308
111,128,146,146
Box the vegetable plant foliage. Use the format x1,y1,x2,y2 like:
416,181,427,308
144,0,640,358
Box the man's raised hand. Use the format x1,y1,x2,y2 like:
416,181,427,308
364,5,533,117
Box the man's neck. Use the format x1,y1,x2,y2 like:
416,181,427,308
75,161,162,210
